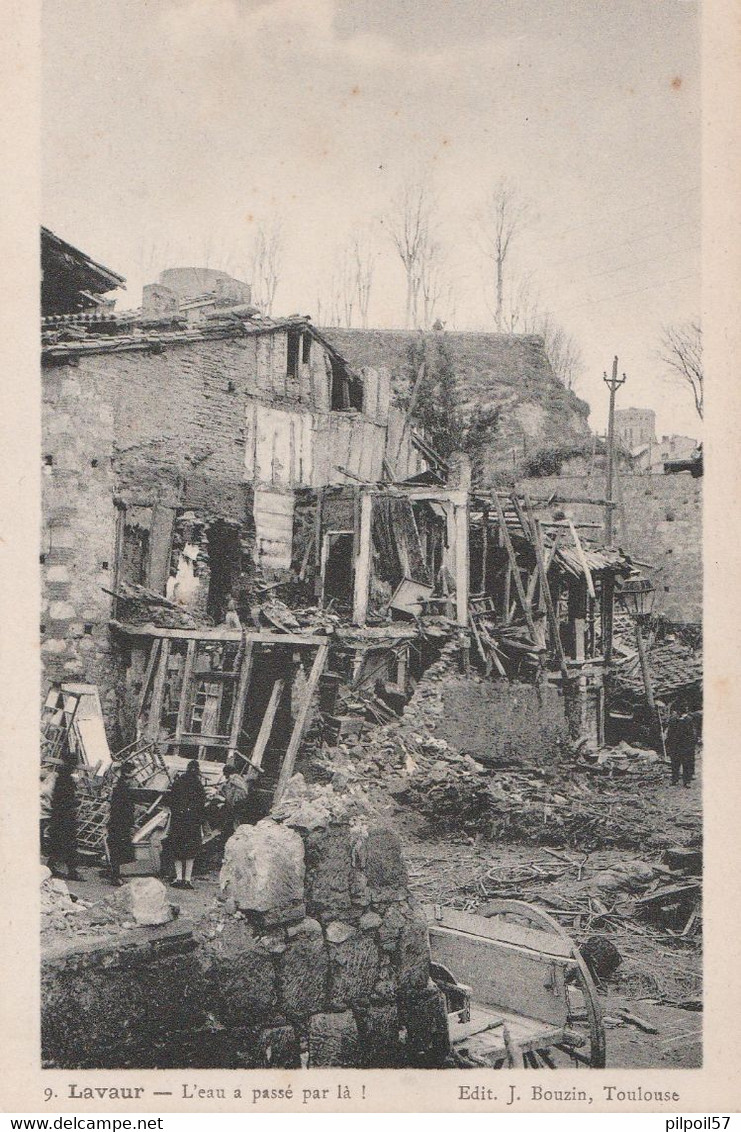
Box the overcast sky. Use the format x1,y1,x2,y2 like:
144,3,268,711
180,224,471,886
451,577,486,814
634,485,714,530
42,0,701,437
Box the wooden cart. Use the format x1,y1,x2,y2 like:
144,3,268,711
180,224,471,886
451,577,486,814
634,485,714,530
425,901,606,1068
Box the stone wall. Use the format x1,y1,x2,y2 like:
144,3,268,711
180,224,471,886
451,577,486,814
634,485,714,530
519,473,702,623
41,367,120,709
41,813,446,1070
40,329,347,715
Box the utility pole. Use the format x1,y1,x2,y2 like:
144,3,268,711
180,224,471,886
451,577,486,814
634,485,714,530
603,356,626,546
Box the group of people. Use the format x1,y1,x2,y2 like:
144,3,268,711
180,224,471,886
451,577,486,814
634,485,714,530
40,754,258,888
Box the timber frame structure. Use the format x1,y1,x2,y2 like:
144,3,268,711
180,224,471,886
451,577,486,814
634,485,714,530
115,625,329,811
110,480,636,808
467,490,635,744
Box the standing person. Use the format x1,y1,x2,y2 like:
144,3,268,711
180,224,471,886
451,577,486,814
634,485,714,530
168,759,206,890
665,703,697,787
46,760,83,881
220,764,253,835
106,764,136,886
222,596,242,630
40,760,61,854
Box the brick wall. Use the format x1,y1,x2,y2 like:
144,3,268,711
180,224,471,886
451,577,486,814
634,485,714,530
40,330,336,715
40,329,394,725
519,473,702,623
41,367,120,716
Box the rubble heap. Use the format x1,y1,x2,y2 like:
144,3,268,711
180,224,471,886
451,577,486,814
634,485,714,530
303,647,698,852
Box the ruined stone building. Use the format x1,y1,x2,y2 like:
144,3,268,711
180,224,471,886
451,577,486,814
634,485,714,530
40,241,422,731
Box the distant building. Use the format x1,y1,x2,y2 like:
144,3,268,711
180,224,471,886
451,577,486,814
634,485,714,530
143,267,253,323
614,407,656,453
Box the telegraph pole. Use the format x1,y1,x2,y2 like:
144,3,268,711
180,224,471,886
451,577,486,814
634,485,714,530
603,356,626,546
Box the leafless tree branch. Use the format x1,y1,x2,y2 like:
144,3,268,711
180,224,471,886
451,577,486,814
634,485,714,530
473,180,531,332
249,220,283,315
660,320,703,420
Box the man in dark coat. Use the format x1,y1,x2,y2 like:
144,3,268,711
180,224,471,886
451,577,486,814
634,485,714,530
47,761,83,880
665,704,697,787
106,764,137,886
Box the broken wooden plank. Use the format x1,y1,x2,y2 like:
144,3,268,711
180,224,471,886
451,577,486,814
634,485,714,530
352,491,373,627
174,638,196,746
249,678,285,772
273,641,329,804
111,623,326,646
616,1008,659,1034
490,492,538,641
145,640,170,740
227,640,255,753
567,520,596,600
509,494,535,541
136,639,161,722
454,500,470,628
523,494,570,683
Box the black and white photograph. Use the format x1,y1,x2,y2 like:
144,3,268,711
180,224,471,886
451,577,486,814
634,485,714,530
6,0,740,1112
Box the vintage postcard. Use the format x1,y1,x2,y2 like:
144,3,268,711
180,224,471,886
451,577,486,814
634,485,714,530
1,0,740,1116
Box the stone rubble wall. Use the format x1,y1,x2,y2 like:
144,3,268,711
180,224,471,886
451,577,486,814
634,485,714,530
41,815,448,1069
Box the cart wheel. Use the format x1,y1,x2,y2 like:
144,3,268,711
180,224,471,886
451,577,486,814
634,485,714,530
478,898,606,1068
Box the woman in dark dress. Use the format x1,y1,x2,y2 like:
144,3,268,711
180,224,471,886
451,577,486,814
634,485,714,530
47,761,82,880
106,764,136,886
168,759,206,890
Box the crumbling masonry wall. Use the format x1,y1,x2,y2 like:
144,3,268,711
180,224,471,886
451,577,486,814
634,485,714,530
40,331,338,720
519,474,702,623
41,816,446,1069
41,367,120,712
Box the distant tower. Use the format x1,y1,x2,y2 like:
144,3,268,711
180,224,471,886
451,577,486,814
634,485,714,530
613,407,656,453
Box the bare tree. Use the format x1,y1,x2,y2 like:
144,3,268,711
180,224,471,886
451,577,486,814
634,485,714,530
419,236,446,329
350,225,376,329
383,175,438,329
249,220,283,315
661,320,703,420
474,180,530,332
539,315,584,392
503,272,584,391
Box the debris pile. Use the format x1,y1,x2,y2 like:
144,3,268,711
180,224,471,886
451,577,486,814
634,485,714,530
302,648,698,852
111,582,200,630
41,866,176,938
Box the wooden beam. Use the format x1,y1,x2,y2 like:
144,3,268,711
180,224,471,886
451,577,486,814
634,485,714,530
523,495,570,683
249,677,284,771
111,622,326,646
394,361,426,468
490,492,538,640
481,505,489,593
567,520,596,600
227,640,255,753
525,493,618,508
136,639,161,723
273,642,329,805
145,639,170,741
526,533,561,608
509,494,534,541
352,491,373,627
503,560,512,624
539,521,603,530
602,574,615,668
454,500,469,628
174,638,196,745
